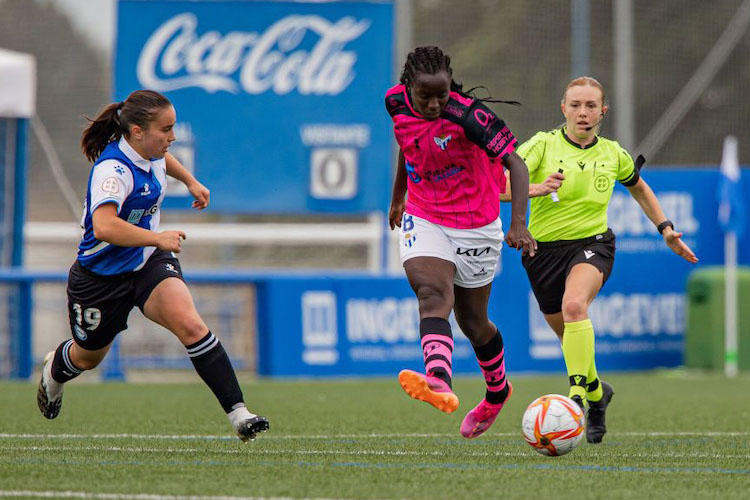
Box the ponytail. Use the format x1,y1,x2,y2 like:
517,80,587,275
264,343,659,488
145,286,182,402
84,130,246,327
80,90,172,163
81,102,123,163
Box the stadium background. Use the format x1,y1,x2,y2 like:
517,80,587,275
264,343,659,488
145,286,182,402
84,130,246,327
0,0,748,379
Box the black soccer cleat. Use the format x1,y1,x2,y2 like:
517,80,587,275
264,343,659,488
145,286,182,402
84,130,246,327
236,416,270,442
586,381,614,444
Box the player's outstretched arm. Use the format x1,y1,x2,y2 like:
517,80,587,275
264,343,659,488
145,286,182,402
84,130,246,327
626,177,698,263
165,153,210,210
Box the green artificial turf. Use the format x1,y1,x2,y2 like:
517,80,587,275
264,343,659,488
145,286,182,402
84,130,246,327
1,372,748,499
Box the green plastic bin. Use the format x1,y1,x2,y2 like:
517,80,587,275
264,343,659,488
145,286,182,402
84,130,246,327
685,266,750,371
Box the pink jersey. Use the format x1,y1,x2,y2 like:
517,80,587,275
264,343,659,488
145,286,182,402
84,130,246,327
385,84,516,229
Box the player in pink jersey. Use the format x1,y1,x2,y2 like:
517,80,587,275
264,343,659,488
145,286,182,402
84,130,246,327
386,46,536,438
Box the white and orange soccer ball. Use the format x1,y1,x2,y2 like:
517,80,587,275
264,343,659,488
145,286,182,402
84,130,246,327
521,394,586,456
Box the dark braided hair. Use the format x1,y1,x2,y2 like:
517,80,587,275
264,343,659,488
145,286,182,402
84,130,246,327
81,90,172,162
399,46,519,106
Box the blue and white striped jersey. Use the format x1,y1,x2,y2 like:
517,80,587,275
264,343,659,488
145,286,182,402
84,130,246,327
77,137,168,275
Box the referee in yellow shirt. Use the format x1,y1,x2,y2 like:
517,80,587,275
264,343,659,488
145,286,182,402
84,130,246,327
503,76,698,444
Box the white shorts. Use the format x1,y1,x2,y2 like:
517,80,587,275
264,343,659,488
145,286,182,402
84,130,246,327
399,213,504,288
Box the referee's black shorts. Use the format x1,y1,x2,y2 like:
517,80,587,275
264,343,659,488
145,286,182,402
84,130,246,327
66,250,185,350
522,229,616,315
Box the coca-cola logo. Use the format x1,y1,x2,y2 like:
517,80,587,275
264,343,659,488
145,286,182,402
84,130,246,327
137,13,370,95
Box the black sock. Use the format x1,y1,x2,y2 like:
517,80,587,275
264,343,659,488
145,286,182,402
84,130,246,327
586,378,600,393
187,331,244,413
472,330,509,404
51,339,84,383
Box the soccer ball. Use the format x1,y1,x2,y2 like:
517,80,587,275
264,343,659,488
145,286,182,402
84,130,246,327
521,394,585,456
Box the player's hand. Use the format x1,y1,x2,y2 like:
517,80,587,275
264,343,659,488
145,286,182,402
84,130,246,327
505,223,537,257
389,200,406,230
663,228,698,263
187,180,210,210
156,230,186,253
537,172,565,195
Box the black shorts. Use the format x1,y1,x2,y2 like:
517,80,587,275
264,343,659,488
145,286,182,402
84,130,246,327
522,229,616,315
66,250,185,350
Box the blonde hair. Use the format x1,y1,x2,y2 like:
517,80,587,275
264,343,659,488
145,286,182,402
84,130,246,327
561,76,606,106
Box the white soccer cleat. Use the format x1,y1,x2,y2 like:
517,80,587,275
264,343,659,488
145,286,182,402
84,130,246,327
228,405,269,442
37,351,64,419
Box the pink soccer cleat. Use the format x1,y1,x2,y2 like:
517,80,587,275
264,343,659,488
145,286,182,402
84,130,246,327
460,381,513,438
398,369,459,413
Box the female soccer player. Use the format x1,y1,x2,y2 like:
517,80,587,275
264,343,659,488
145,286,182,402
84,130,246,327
386,46,535,439
36,90,269,442
504,76,698,443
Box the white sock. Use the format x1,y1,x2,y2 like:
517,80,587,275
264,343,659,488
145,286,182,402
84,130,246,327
227,404,257,429
43,355,64,400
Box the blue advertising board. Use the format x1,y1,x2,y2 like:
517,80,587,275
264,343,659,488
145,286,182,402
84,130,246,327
257,276,485,376
498,168,750,373
116,0,394,214
255,169,748,377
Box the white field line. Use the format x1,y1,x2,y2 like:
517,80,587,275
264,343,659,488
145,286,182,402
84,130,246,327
0,491,345,500
2,444,749,461
0,432,749,440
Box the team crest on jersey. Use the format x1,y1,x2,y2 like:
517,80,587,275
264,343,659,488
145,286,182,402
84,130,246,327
403,232,417,248
434,134,452,151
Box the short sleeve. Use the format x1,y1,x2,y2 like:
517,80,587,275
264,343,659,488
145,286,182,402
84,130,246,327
385,85,408,119
89,160,134,214
517,132,548,175
616,147,640,186
463,101,518,159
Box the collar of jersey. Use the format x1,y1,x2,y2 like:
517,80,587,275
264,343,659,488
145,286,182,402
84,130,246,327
561,127,599,150
118,136,152,172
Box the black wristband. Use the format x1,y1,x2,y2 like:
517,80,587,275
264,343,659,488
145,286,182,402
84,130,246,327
657,220,674,235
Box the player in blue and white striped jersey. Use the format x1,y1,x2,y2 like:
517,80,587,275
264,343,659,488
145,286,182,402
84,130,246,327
36,90,269,442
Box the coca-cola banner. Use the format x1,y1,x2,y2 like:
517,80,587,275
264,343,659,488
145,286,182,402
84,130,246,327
116,0,394,213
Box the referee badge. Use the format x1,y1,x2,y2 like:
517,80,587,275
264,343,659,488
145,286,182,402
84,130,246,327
594,175,609,192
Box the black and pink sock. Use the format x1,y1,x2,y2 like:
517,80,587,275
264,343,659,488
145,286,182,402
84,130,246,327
472,330,509,404
419,317,454,389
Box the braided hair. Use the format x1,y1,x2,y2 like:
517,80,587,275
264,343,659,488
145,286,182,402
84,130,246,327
399,46,519,106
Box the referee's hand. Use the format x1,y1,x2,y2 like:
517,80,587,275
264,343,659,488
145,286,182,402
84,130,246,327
662,227,698,263
505,223,537,257
538,171,565,195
